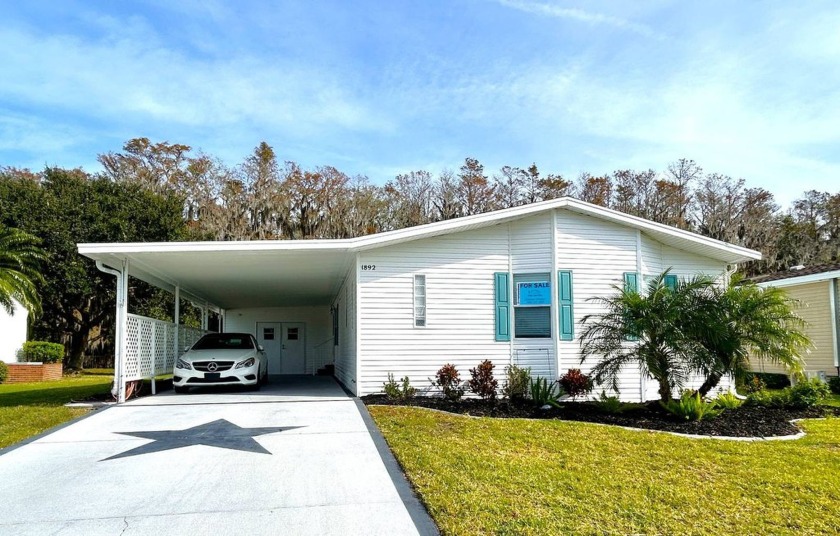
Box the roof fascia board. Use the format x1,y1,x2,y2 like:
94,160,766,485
78,240,353,255
757,271,840,288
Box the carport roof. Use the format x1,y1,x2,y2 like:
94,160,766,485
78,197,761,309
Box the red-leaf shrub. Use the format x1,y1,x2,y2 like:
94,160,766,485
559,368,593,400
468,360,498,401
432,363,464,401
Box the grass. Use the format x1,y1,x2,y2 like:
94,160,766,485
370,406,840,535
0,375,112,448
824,393,840,407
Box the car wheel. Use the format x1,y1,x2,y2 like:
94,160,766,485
261,368,269,385
174,386,189,394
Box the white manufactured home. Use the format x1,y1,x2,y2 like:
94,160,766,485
78,198,760,402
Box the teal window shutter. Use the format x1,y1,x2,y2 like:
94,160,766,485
624,272,639,293
494,272,511,341
623,272,639,341
664,274,678,290
557,270,574,341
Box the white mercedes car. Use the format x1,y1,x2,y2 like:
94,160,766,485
173,332,268,393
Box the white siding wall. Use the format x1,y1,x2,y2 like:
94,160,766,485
225,306,331,374
333,266,358,392
357,226,510,396
555,211,642,400
511,214,555,378
0,299,27,363
354,208,739,401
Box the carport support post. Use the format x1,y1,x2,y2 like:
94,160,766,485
174,286,180,360
150,322,157,395
201,303,208,331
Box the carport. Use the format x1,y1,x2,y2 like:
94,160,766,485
79,241,355,402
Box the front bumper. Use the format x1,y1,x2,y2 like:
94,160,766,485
173,364,259,387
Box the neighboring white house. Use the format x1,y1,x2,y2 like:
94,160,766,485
77,198,761,402
0,299,28,363
750,263,840,379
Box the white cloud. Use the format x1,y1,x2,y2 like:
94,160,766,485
495,0,661,39
0,26,390,136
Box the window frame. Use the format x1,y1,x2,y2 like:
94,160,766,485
513,272,552,339
413,274,426,328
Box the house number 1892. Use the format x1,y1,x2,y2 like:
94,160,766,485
361,264,376,270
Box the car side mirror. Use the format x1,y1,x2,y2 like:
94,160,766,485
183,346,191,353
258,345,265,352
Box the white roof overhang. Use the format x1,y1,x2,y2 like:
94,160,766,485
756,270,840,288
79,198,760,309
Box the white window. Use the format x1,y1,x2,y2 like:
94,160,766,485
414,274,426,327
513,273,551,339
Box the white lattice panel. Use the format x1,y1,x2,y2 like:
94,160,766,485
123,314,209,382
124,315,141,380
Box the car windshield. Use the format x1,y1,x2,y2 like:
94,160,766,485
192,334,254,350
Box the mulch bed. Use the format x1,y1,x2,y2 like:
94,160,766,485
362,395,840,438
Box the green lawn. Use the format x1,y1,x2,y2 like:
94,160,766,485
370,406,840,536
0,375,113,448
823,393,840,407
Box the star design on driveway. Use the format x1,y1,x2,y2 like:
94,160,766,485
102,419,303,461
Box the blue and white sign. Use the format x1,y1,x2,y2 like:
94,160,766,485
517,281,550,305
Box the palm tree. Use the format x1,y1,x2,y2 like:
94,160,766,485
0,225,46,318
580,272,715,403
689,276,809,397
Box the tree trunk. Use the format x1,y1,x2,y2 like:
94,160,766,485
66,329,90,371
697,371,723,398
657,381,672,403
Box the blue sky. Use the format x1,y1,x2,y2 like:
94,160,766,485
1,0,838,206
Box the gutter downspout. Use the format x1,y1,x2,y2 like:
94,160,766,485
96,261,126,403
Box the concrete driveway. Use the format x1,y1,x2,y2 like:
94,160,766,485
0,376,437,536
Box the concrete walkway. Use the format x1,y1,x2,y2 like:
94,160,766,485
0,376,436,536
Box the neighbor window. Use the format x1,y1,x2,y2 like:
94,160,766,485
414,274,426,327
514,273,551,338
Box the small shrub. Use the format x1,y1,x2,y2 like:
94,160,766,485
661,391,722,421
742,375,767,394
713,392,743,410
827,376,840,395
788,378,830,409
745,389,790,409
558,369,593,400
468,360,498,401
21,341,64,364
401,375,417,399
502,364,531,402
529,377,563,408
383,373,416,400
0,361,8,383
594,391,630,414
431,363,464,401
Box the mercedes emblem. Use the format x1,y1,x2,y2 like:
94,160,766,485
207,362,218,372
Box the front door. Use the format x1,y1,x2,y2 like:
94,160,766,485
257,322,282,374
256,322,306,374
281,323,305,374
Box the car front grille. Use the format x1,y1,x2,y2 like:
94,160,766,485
192,361,235,372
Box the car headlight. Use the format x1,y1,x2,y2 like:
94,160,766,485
176,358,192,370
235,357,256,369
